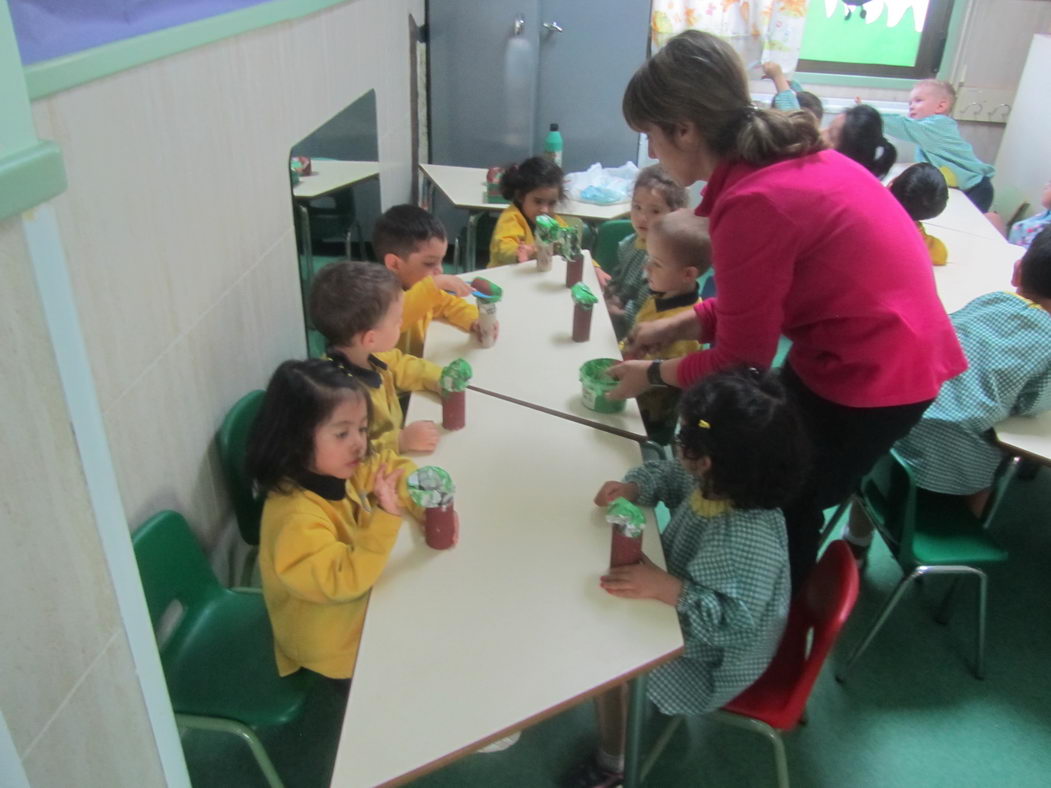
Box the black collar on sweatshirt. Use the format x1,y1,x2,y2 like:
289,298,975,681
297,471,347,501
651,289,700,312
324,349,386,389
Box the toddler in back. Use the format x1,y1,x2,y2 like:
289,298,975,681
846,225,1051,557
995,179,1051,249
878,80,995,211
625,209,710,443
488,156,568,267
600,164,687,339
373,205,493,357
889,162,950,266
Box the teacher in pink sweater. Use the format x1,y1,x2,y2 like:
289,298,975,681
611,30,966,589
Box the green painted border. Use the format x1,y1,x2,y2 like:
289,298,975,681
25,0,351,100
0,140,66,218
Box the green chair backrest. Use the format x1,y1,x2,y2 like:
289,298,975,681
217,391,266,546
593,219,635,274
133,510,223,631
856,449,919,565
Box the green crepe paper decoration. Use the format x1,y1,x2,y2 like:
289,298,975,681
535,214,561,243
571,282,597,307
606,497,645,539
440,358,473,393
561,225,582,259
408,466,455,509
470,277,503,303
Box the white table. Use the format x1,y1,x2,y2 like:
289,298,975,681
424,252,650,441
924,188,1005,242
419,163,631,268
929,225,1024,314
332,391,683,788
996,412,1051,465
292,159,379,199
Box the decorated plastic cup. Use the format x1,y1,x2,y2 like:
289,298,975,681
439,359,472,431
579,358,626,414
607,497,645,567
470,277,502,348
408,466,457,550
571,283,597,342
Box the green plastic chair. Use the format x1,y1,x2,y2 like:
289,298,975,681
217,390,265,585
592,219,634,274
133,511,318,788
836,450,1021,682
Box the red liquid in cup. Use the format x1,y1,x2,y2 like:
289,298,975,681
442,390,466,430
610,529,643,567
565,256,584,288
425,504,457,550
572,304,593,342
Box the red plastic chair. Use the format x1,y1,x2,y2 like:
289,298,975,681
712,540,860,787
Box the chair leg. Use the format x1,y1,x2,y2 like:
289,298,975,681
710,711,789,788
836,569,922,683
640,715,683,782
819,498,852,545
974,569,988,679
240,545,259,588
177,714,285,788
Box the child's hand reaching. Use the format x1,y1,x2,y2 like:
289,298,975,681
434,274,472,297
600,556,683,606
517,242,535,262
595,267,612,290
761,61,784,80
399,420,440,453
470,318,499,343
593,481,640,507
373,464,405,516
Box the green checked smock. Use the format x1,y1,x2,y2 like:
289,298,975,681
624,460,789,715
607,233,649,338
896,291,1051,495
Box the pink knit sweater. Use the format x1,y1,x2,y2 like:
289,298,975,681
680,150,966,408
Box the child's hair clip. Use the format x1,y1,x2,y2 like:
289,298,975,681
697,419,711,429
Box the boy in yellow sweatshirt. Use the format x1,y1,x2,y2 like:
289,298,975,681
310,260,443,454
374,204,492,357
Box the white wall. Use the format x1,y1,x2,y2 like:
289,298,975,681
3,0,424,784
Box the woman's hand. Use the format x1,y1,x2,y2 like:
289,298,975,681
434,274,472,297
621,310,697,357
399,420,440,453
605,360,651,400
373,465,405,515
600,556,683,605
593,481,640,507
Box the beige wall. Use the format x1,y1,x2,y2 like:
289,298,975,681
4,0,424,784
31,0,424,554
0,215,164,786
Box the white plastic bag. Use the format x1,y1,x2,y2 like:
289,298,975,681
565,162,639,205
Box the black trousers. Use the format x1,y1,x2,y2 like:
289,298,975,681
964,177,994,213
780,365,933,591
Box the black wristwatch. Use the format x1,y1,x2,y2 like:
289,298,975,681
647,360,668,387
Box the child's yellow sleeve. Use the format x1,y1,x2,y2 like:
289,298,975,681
271,506,402,604
375,349,441,394
353,448,425,522
437,290,479,331
489,207,530,267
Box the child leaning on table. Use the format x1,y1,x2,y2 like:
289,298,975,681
878,79,996,212
246,358,422,679
889,162,950,266
309,261,443,455
845,226,1051,556
373,204,495,357
624,209,709,443
488,155,568,267
992,178,1051,250
569,367,807,788
600,164,687,338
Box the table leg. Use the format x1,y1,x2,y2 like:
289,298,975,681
623,673,648,788
465,211,482,272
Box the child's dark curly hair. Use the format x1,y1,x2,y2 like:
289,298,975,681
499,156,566,202
676,367,810,510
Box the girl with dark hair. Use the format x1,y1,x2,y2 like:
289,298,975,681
824,103,898,179
246,358,423,680
488,155,568,267
572,367,808,787
609,30,966,590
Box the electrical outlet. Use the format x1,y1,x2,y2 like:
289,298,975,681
953,87,1016,124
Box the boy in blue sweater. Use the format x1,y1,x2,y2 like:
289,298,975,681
879,80,995,211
